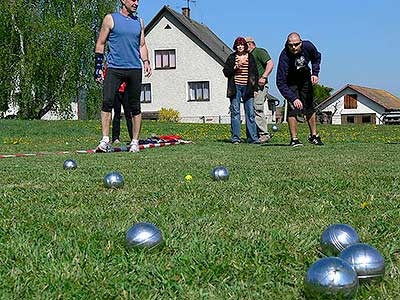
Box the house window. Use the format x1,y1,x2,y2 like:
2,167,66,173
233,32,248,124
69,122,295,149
155,50,176,69
347,116,355,123
188,81,210,101
140,83,151,103
344,94,357,109
362,115,371,123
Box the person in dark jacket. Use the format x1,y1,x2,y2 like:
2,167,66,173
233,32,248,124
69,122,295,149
223,37,259,144
276,32,324,147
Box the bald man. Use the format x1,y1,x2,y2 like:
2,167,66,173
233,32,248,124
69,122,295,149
276,32,323,147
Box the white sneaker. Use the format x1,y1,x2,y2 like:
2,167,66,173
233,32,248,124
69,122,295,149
96,140,112,152
129,140,139,153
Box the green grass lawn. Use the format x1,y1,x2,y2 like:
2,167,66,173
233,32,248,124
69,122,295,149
1,120,400,299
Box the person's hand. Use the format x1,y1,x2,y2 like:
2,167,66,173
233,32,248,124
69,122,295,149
293,99,303,110
311,75,319,85
258,77,266,86
144,61,152,78
95,69,104,84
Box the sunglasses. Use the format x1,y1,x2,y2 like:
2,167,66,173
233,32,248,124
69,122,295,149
288,42,301,47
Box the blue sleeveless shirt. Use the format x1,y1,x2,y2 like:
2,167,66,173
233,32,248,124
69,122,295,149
107,12,142,69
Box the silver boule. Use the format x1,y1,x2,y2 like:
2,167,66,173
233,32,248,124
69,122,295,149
305,257,359,300
320,224,360,256
339,243,385,282
211,166,229,181
271,124,279,132
125,222,163,249
103,172,124,188
63,159,77,170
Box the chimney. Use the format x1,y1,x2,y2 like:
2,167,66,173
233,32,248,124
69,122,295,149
182,7,190,19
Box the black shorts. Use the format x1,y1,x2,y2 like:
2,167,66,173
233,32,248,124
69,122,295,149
103,68,142,115
287,80,316,117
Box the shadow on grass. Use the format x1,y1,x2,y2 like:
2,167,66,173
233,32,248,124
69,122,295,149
261,143,290,147
217,139,289,146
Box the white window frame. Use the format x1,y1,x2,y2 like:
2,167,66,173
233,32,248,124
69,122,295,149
140,83,152,103
188,81,210,102
154,49,176,69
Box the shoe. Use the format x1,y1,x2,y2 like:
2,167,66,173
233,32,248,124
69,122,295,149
112,139,121,144
289,138,304,147
308,135,324,145
129,140,140,152
96,140,112,152
259,134,271,144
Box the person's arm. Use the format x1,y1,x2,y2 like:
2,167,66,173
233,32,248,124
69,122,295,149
94,14,113,83
139,18,152,78
259,59,274,85
276,52,298,103
306,41,321,85
222,54,235,78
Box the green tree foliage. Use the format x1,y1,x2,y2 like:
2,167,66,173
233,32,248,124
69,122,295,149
1,0,116,119
313,84,334,104
0,3,16,114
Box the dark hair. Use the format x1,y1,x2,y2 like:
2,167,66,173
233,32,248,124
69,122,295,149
233,37,248,51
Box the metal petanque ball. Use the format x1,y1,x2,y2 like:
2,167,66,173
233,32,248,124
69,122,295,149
211,166,229,181
305,257,359,300
339,243,385,282
320,224,360,256
271,124,279,132
103,172,124,188
63,159,77,170
125,222,163,250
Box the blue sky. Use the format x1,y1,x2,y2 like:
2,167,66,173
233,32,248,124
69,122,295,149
138,0,399,98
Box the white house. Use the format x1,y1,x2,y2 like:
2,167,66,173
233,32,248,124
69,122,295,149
317,84,400,125
140,6,233,123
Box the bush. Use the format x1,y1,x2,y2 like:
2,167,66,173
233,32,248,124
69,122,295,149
159,107,180,123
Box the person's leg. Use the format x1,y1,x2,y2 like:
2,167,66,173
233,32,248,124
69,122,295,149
288,115,298,139
132,113,141,140
300,79,323,145
100,111,112,139
305,112,317,136
288,115,304,146
229,85,242,143
254,85,269,140
285,84,304,146
243,93,259,143
98,69,123,151
125,69,142,152
112,93,123,143
306,112,324,145
121,91,133,141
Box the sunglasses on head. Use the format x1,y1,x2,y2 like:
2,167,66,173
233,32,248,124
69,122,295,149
288,42,301,47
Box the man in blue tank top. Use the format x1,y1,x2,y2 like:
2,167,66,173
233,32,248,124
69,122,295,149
94,0,152,153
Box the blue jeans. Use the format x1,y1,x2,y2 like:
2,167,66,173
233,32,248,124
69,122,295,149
230,85,259,143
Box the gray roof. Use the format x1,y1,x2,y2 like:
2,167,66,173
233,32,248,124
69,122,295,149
145,6,232,66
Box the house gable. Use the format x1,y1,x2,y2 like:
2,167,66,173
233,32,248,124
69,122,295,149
318,84,400,125
145,6,232,66
319,84,400,111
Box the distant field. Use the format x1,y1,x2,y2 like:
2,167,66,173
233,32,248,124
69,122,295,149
1,120,399,299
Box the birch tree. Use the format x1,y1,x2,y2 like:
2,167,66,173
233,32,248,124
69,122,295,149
1,0,115,119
